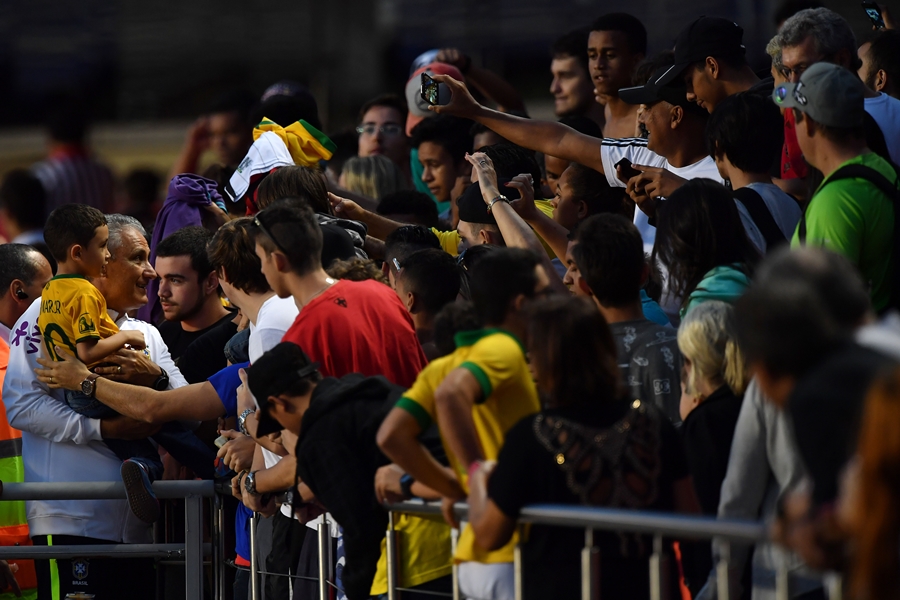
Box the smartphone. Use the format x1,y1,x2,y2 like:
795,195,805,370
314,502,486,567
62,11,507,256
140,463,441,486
862,1,886,28
615,158,641,181
421,72,440,105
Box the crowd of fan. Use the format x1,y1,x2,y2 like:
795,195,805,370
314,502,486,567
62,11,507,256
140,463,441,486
0,2,898,600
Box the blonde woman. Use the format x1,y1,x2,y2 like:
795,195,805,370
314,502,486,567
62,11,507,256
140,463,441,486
678,300,749,514
338,154,408,202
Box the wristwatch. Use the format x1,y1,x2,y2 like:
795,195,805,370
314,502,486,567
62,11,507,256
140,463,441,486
244,470,259,496
81,374,101,397
238,408,255,436
399,474,415,500
153,368,170,391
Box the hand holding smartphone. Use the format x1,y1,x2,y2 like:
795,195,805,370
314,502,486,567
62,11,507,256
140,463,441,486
862,2,886,29
615,158,642,182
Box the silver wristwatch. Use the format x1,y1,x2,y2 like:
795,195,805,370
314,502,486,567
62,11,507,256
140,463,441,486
244,470,259,496
237,408,254,436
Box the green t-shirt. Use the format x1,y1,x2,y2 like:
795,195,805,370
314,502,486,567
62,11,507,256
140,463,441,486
791,152,897,311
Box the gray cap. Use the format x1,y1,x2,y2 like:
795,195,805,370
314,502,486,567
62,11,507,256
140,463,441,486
772,62,866,128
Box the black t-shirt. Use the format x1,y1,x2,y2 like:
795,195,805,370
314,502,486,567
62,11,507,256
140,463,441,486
177,318,240,384
487,399,689,600
156,310,236,362
681,385,743,515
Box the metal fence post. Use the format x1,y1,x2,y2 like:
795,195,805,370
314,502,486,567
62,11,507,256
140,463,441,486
581,528,598,600
250,512,260,600
216,494,226,600
649,534,670,600
513,525,523,600
825,572,843,600
451,526,460,600
386,511,398,600
318,519,331,600
775,560,790,600
185,492,204,600
716,541,731,600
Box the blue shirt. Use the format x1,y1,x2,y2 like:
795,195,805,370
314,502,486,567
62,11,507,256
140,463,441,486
208,362,249,418
640,290,670,327
208,361,252,559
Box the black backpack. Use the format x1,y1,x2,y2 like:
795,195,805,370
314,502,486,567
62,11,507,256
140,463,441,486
733,187,788,251
798,164,900,311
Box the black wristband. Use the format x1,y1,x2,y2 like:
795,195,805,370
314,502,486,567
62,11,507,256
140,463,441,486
400,474,415,500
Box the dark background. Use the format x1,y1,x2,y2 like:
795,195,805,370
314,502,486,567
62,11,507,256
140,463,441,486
0,0,880,132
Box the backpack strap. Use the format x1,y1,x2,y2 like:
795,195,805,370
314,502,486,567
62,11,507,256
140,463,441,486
733,187,786,251
801,163,900,309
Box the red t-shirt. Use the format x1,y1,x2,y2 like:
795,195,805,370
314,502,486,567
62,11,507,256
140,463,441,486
781,109,809,180
281,279,427,388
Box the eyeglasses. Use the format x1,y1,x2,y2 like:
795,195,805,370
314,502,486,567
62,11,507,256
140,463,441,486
392,258,402,272
773,83,808,107
356,124,404,137
253,214,289,255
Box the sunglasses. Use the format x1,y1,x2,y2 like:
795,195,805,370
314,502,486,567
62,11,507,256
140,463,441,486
253,214,289,255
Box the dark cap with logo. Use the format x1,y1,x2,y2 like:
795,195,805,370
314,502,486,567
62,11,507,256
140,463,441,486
655,17,746,87
619,65,706,115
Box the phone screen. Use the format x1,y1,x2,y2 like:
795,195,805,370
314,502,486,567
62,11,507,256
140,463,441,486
421,73,440,106
862,2,886,27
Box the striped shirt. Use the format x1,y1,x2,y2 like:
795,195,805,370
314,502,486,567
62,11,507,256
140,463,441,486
32,146,115,218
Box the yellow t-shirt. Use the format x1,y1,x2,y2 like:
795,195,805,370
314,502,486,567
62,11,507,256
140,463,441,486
396,328,540,564
38,274,118,366
431,199,558,258
369,513,452,596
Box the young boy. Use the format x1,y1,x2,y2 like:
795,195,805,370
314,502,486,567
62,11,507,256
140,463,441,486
40,204,213,523
706,92,802,252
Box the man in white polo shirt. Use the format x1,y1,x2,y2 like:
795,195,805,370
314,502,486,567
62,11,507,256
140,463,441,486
3,215,187,600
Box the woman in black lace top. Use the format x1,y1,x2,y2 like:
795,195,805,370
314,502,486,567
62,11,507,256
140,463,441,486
467,296,701,600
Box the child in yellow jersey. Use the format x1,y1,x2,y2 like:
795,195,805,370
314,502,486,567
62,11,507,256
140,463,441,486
39,205,166,521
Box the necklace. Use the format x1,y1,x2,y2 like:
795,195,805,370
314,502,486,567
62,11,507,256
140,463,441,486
301,277,336,308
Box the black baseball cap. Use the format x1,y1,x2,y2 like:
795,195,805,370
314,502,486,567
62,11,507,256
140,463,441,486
619,65,697,109
457,178,522,225
246,342,321,437
655,17,746,87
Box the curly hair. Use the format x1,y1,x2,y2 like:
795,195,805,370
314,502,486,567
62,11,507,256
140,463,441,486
326,256,389,285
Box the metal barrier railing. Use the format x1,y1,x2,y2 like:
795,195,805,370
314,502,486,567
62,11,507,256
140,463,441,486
245,499,794,600
0,484,837,600
0,481,220,600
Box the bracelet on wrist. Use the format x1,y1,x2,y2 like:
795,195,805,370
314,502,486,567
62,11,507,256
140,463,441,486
467,460,482,482
487,195,509,213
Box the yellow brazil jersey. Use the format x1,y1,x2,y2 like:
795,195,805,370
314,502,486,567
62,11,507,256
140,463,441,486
430,199,558,258
38,274,118,366
395,328,540,565
369,513,452,596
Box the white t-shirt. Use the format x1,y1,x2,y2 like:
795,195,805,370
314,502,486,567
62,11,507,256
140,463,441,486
865,93,900,166
599,139,765,253
740,182,803,247
248,295,299,363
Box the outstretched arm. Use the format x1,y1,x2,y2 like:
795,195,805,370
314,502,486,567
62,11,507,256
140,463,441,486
431,74,606,174
36,346,225,423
